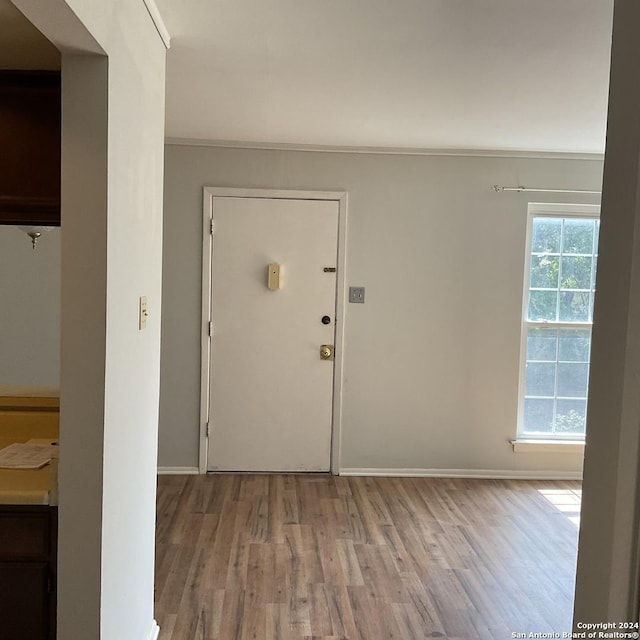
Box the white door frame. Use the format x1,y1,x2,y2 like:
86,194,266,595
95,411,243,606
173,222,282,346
199,187,348,474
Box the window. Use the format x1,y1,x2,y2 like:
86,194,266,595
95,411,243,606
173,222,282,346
518,204,600,440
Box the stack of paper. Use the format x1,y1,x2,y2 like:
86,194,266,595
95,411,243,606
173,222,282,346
0,443,54,470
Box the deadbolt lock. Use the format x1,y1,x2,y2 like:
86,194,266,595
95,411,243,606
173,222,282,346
320,345,334,361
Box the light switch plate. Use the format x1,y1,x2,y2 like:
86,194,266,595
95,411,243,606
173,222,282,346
349,286,365,303
139,296,148,330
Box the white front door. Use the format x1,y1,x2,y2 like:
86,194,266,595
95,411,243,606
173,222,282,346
207,196,339,471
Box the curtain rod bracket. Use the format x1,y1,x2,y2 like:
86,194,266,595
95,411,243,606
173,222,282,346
492,185,601,195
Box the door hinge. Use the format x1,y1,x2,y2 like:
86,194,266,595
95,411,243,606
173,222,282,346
210,219,214,235
208,321,213,337
206,422,210,438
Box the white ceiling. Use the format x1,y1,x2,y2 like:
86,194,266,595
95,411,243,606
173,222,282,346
0,0,59,69
157,0,613,153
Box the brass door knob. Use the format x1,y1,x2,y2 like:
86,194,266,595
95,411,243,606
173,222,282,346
320,345,334,360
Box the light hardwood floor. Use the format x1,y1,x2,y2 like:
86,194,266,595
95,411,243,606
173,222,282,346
155,475,581,640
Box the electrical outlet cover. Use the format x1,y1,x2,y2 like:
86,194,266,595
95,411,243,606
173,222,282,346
349,286,365,303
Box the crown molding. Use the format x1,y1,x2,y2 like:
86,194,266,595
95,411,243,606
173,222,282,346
142,0,170,49
165,137,605,161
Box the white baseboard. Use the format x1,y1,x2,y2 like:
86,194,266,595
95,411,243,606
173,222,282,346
157,466,581,480
339,468,582,480
157,466,200,475
146,620,160,640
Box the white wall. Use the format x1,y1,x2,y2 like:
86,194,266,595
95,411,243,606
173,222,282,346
574,0,640,622
0,225,60,388
12,1,166,639
160,145,603,475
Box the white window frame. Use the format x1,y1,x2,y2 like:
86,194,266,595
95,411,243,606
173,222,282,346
516,202,601,443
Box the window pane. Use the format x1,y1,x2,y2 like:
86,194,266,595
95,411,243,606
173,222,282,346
527,328,558,361
532,218,561,253
520,213,600,440
559,291,590,322
528,291,558,321
560,256,593,290
563,219,595,254
525,362,556,396
554,400,587,435
557,363,589,397
558,329,591,362
524,398,554,433
530,255,559,288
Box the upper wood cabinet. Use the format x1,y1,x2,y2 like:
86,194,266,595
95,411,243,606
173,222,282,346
0,71,61,226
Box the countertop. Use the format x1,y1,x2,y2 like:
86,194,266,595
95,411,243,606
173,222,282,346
0,437,58,505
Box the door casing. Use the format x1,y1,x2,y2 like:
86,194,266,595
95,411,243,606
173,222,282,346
199,187,348,474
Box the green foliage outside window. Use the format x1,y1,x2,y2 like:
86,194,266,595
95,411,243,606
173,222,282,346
521,214,600,438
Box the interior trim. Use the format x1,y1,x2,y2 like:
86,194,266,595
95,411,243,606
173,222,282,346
142,0,171,49
200,188,348,476
511,439,585,454
156,467,199,475
166,137,605,161
146,620,160,640
340,468,582,480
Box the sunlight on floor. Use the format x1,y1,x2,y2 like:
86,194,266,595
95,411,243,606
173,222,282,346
538,488,582,528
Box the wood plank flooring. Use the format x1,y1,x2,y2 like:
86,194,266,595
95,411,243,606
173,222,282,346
155,475,581,640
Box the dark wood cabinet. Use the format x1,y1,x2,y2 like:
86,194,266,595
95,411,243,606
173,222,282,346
0,506,57,640
0,70,61,226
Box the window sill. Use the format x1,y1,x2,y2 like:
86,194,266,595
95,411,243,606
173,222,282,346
510,439,585,454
